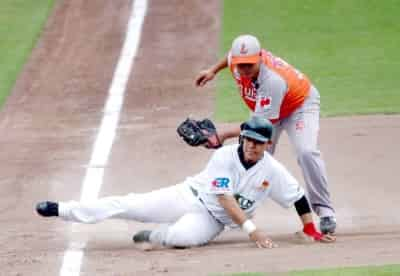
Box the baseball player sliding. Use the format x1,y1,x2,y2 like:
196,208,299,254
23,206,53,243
36,117,335,249
195,34,336,234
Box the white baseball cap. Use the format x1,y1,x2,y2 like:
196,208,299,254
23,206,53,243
230,34,261,65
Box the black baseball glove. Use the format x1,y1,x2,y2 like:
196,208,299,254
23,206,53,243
177,118,222,149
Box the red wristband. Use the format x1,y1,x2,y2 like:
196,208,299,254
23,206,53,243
303,222,323,241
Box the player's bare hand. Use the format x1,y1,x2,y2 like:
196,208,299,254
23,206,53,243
249,230,278,249
319,233,336,243
195,69,215,87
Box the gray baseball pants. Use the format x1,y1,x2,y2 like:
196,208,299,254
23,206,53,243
268,86,335,218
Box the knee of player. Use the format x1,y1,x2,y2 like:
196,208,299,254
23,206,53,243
297,148,319,161
165,229,210,248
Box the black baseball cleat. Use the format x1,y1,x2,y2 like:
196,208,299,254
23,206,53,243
320,216,337,234
132,230,154,250
36,201,59,217
132,230,152,243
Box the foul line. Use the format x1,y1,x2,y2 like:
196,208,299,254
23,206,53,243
59,0,148,275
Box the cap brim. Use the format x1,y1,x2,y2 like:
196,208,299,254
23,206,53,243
231,54,260,65
241,130,269,143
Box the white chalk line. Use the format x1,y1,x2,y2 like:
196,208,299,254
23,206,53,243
59,1,148,275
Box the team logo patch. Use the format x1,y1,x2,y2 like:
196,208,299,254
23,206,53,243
211,177,230,191
257,180,270,191
234,194,255,210
260,96,271,109
240,43,248,54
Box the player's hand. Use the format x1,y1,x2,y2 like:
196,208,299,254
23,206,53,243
206,131,226,148
195,69,215,87
249,229,277,249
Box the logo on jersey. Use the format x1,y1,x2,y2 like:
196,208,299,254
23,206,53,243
241,86,257,101
236,77,257,102
234,194,255,210
257,180,270,191
262,180,269,188
260,96,271,109
211,177,230,191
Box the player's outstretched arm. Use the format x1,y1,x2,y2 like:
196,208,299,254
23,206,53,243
195,56,228,87
217,125,241,145
217,194,277,249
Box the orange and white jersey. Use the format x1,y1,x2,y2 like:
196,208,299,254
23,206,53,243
228,49,311,123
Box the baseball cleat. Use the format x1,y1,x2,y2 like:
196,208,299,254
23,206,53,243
319,216,336,234
132,230,154,251
133,230,152,243
36,201,59,217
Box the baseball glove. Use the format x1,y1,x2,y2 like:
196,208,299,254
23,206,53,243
177,118,222,149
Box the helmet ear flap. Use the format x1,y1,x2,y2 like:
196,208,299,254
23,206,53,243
240,122,246,131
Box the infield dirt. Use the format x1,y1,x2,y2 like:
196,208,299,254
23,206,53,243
0,1,399,275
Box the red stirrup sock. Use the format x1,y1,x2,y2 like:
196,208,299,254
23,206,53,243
303,222,323,241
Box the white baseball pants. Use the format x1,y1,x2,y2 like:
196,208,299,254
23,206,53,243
58,183,224,247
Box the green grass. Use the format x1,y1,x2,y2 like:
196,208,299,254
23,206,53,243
216,264,400,276
0,0,55,107
216,0,400,121
289,264,400,276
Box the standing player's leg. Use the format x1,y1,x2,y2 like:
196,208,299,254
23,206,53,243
267,121,284,155
284,86,336,233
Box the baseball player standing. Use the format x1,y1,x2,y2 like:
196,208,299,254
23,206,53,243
195,34,336,234
36,117,335,248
